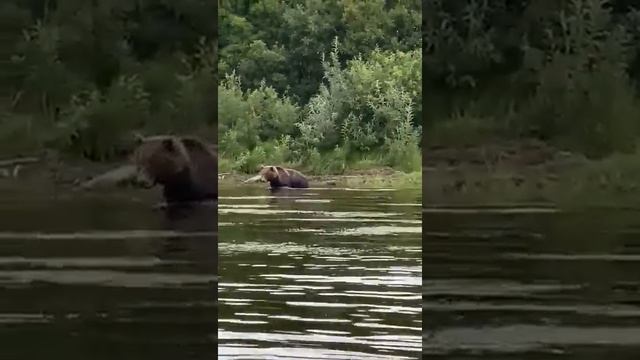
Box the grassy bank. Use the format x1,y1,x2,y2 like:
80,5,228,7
425,141,640,207
0,151,421,191
220,167,421,190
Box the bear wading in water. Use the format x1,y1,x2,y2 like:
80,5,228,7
258,165,309,189
132,135,217,204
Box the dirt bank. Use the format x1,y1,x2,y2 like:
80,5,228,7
0,152,421,192
221,167,420,189
0,150,137,191
424,139,594,203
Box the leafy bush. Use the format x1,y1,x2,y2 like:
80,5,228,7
425,0,640,158
0,112,50,156
60,75,150,160
519,0,640,157
222,135,295,174
1,2,217,160
218,72,300,158
219,37,421,174
296,38,422,171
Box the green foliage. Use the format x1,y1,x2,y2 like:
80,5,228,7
294,39,422,172
304,146,348,175
1,0,421,176
426,113,503,147
0,0,216,160
219,34,422,174
519,0,640,157
222,134,296,174
219,0,421,104
0,112,49,156
380,92,422,172
218,72,300,156
60,75,150,160
426,0,640,158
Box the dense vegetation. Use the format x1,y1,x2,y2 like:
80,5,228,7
218,0,422,174
0,1,217,161
425,0,640,159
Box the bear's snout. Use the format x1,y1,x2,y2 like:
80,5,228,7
133,169,156,189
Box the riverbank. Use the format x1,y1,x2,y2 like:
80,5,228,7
0,151,421,192
8,137,640,205
220,168,421,190
0,151,133,191
425,139,640,207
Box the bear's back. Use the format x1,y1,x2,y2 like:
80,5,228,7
284,168,308,188
180,137,217,197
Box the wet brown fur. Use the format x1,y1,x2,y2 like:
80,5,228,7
132,135,217,203
259,165,308,188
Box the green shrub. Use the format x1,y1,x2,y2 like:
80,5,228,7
427,113,503,147
519,0,640,157
304,146,347,175
218,72,300,156
59,75,149,160
295,38,422,171
0,112,51,155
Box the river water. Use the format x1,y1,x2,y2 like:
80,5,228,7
0,183,216,360
218,184,422,359
424,204,640,358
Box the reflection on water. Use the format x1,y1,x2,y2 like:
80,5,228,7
424,205,640,358
218,185,422,359
0,185,216,360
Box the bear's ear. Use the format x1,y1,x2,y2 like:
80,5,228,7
162,138,175,152
276,166,290,176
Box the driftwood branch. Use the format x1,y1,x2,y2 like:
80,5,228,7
0,157,39,168
10,91,23,109
79,164,138,189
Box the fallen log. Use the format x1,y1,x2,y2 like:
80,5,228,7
0,157,39,167
243,174,263,183
78,164,138,190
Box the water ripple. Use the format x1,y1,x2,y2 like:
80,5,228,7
219,186,421,358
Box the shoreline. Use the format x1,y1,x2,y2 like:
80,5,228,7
425,140,640,206
220,169,421,190
7,137,640,205
0,154,421,192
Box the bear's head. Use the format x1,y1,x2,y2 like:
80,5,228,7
258,165,291,184
131,135,192,188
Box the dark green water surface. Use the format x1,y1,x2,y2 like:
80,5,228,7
424,204,640,359
0,183,216,359
218,185,422,359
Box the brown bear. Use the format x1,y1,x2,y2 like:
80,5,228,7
132,134,217,203
258,165,309,188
